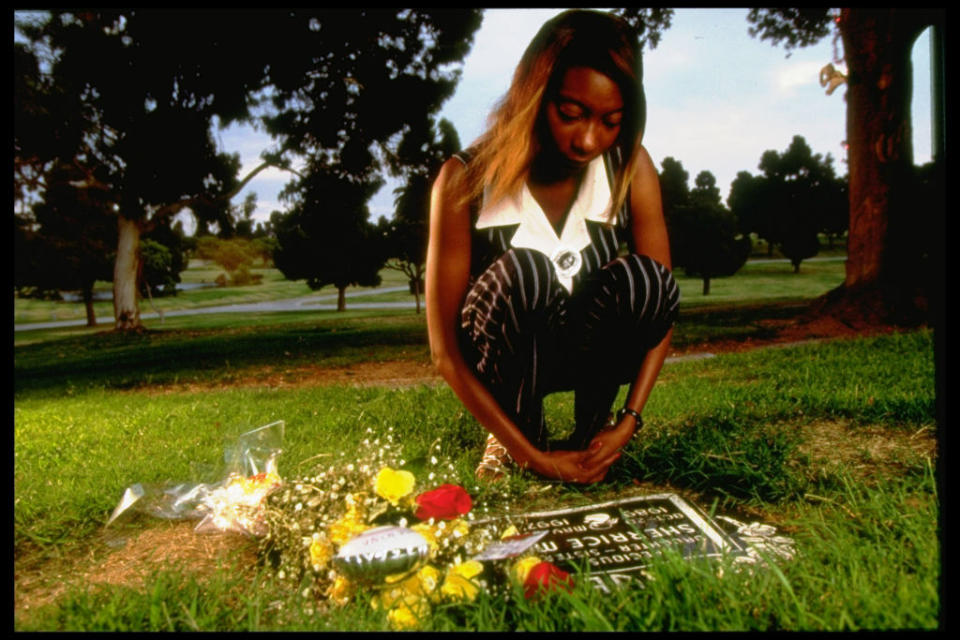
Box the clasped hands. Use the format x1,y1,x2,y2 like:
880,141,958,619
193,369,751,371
528,415,638,484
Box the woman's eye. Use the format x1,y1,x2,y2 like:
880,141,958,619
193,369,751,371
556,104,583,121
603,114,623,128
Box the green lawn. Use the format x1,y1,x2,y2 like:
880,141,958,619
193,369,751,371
14,240,941,631
14,302,939,630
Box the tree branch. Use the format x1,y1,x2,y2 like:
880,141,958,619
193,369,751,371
150,160,300,224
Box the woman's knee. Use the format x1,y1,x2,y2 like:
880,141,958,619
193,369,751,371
485,247,561,312
597,253,680,322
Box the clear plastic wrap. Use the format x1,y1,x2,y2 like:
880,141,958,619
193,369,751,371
106,421,285,535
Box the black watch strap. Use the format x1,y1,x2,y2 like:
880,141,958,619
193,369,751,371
616,407,643,428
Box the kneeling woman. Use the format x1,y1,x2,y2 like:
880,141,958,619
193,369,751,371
426,10,679,484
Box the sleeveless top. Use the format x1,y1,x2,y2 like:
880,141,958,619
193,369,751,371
452,147,633,294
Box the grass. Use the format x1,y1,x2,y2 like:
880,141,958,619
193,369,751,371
14,318,939,630
14,240,939,630
14,255,843,327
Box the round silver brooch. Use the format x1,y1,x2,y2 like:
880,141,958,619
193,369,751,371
551,246,583,280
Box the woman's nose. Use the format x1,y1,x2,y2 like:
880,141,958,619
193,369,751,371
573,123,599,155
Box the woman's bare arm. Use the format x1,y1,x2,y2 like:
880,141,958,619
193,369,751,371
426,158,615,482
582,146,674,468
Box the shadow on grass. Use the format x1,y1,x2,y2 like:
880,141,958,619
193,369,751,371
14,319,430,396
15,302,816,397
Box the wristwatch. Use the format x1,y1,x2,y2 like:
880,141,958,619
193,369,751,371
616,407,643,428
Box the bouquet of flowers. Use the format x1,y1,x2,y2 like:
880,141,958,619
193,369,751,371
107,422,575,628
257,426,573,628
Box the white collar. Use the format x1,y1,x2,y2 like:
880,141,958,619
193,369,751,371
475,156,612,292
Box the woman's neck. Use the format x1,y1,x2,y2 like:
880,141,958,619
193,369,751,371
528,153,585,187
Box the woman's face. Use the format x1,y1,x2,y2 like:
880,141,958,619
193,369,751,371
543,66,624,170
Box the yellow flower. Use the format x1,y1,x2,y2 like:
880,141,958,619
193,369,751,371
501,524,519,539
387,601,424,629
375,578,432,630
395,564,441,603
373,584,405,611
513,556,542,583
328,512,369,546
326,574,354,607
374,467,415,505
449,518,470,539
440,560,484,602
411,522,439,554
414,564,441,599
309,535,334,571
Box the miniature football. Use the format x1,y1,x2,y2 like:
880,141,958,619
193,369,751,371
333,526,429,582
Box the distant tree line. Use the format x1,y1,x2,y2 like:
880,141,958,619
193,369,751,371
656,134,847,295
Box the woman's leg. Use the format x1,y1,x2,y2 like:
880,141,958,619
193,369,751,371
564,253,680,449
459,248,568,451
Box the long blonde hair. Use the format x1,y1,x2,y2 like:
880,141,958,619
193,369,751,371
459,10,646,222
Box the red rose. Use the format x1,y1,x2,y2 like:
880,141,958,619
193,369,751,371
523,562,575,600
413,484,473,521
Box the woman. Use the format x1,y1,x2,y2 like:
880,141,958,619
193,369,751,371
426,10,679,484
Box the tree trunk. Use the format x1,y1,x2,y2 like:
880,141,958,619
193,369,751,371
113,215,142,331
815,9,932,326
702,276,710,296
413,266,423,315
81,282,97,327
337,286,346,312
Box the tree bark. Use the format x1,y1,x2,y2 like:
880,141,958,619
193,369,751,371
113,215,142,330
81,282,97,327
817,9,932,326
702,276,711,296
337,286,346,312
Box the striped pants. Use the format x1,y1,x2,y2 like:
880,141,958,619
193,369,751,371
459,248,680,451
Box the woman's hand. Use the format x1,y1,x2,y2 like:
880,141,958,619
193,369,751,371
580,415,638,470
530,448,621,484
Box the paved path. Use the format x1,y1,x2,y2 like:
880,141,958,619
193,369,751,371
14,285,415,332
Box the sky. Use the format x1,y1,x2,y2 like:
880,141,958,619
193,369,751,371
199,8,934,233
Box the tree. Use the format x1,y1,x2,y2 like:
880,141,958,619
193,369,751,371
15,11,282,331
728,170,773,254
748,8,944,325
273,162,386,312
255,10,483,311
230,192,259,239
611,8,675,49
671,172,751,295
14,166,116,326
383,117,462,314
658,156,691,221
690,170,722,208
195,236,263,286
139,239,178,297
758,135,845,270
731,135,848,269
141,222,188,296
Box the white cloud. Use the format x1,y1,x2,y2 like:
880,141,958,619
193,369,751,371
775,60,832,94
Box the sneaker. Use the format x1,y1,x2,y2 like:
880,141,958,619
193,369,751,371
475,433,513,481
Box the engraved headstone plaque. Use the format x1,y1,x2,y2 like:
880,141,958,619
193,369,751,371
500,493,751,592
